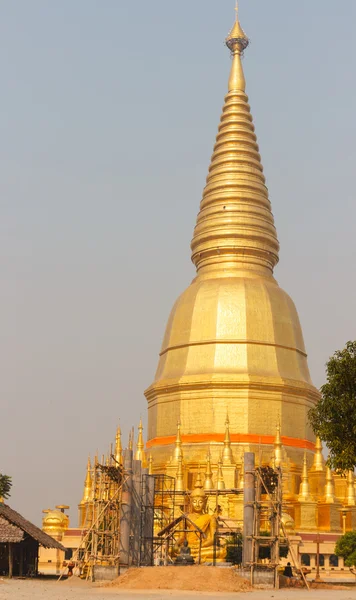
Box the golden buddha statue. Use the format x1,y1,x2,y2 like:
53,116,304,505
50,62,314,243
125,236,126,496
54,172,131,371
178,487,226,563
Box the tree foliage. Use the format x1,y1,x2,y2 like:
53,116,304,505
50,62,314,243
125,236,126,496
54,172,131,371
308,341,356,472
0,474,12,500
335,531,356,567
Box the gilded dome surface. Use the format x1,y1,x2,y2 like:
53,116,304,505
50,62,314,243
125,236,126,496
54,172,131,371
155,274,312,386
42,510,69,533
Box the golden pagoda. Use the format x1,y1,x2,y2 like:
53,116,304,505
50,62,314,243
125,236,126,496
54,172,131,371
48,7,356,576
145,6,319,476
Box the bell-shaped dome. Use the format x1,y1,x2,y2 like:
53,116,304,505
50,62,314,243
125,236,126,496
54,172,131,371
42,509,69,535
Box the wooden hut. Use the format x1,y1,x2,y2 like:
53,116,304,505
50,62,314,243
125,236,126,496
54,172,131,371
0,503,64,577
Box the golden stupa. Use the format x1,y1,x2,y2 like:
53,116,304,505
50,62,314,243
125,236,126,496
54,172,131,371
43,7,356,576
145,7,319,473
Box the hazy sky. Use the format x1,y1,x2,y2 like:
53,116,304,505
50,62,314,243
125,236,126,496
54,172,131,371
1,0,355,526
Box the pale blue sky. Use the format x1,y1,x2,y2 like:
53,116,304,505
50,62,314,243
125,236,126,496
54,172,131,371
1,1,355,525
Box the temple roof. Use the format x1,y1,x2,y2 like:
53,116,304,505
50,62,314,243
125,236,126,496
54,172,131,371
0,503,65,549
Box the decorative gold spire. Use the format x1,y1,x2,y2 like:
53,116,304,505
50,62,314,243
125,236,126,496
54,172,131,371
346,470,356,506
190,6,279,276
222,414,233,465
324,465,336,504
311,437,324,472
217,457,226,490
115,424,123,465
274,422,282,468
135,418,146,464
176,455,185,492
204,451,214,490
128,428,133,452
298,452,312,502
148,454,153,475
173,420,183,464
80,456,92,504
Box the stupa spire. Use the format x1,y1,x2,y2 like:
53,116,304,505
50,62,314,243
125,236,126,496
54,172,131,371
190,5,279,276
222,414,233,465
173,420,183,464
80,456,92,504
324,465,336,503
115,424,123,466
204,451,214,490
128,428,133,452
311,437,324,472
176,455,185,492
135,418,146,463
298,452,312,502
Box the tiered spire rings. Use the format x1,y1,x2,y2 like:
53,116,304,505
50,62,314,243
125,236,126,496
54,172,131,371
190,7,279,276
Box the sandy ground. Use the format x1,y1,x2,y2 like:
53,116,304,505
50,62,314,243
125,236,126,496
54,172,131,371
0,579,355,600
107,567,251,592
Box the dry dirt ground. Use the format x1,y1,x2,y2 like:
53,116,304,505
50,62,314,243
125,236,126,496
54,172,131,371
0,574,355,600
107,566,251,592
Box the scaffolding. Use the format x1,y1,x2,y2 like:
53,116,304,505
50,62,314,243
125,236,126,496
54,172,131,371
139,474,176,566
248,465,309,590
81,459,124,579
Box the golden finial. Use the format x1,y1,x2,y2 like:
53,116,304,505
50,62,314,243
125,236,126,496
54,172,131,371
115,424,123,465
135,418,146,463
298,452,312,502
226,2,249,56
311,437,324,472
346,470,356,507
173,419,183,463
176,455,185,492
204,451,214,490
324,464,336,504
217,457,226,490
224,2,248,92
274,422,283,468
148,454,153,475
222,414,233,465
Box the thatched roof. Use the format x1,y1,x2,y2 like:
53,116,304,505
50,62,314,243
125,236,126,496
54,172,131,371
0,503,65,549
0,517,24,543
